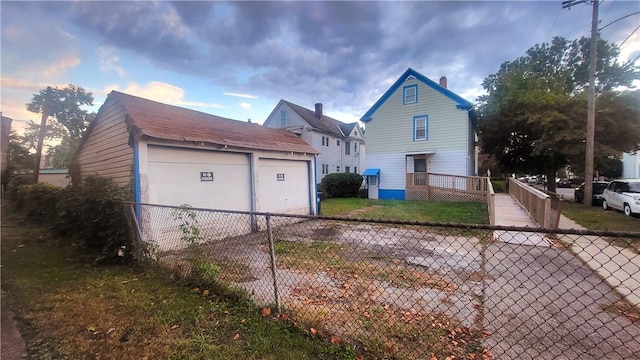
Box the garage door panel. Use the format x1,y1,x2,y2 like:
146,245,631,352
147,146,251,211
258,159,309,214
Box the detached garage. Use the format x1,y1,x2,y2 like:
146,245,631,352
71,91,318,249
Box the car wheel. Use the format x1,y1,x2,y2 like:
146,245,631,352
624,203,632,217
602,200,609,210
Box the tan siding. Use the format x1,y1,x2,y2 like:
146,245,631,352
77,102,133,186
366,79,468,155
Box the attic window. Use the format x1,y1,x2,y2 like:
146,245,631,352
279,110,287,127
403,84,418,105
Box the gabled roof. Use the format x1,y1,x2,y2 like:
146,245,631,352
360,68,476,125
281,100,356,138
75,91,318,159
338,122,357,136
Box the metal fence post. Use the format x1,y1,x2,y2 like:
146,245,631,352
266,214,281,312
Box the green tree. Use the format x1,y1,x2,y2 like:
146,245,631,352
26,84,94,173
478,36,640,192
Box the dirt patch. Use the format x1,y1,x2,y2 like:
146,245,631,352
157,219,490,359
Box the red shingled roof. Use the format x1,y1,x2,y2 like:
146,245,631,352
108,91,317,154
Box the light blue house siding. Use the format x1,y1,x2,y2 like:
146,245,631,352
361,68,477,200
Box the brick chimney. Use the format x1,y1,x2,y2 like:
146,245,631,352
439,76,447,89
315,103,323,118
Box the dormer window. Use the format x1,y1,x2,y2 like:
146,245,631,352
403,84,417,105
279,110,287,127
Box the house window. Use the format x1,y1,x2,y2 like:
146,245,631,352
354,142,357,153
345,166,350,173
403,84,418,105
345,141,351,155
355,130,358,136
337,140,340,146
413,115,428,141
370,176,377,186
354,166,357,174
279,110,287,127
321,136,326,146
336,166,340,172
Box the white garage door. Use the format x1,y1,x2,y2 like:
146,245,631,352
258,159,310,214
147,145,251,211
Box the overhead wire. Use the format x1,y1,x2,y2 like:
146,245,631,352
619,24,640,47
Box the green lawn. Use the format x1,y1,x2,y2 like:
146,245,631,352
321,198,489,224
561,201,640,233
0,214,358,360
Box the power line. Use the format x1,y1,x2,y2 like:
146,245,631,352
619,24,640,47
598,11,640,30
599,0,615,24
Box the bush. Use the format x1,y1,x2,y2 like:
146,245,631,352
21,183,63,223
54,175,133,263
6,174,32,212
320,173,364,198
6,174,135,264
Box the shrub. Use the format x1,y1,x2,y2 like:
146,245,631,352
6,174,32,212
21,183,63,223
320,173,364,198
54,175,133,263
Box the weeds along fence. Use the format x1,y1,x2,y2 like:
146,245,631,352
128,203,640,360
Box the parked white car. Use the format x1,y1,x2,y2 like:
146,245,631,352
602,179,640,217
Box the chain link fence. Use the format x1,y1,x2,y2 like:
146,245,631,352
129,203,640,360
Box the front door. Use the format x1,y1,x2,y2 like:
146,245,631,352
414,157,427,185
368,175,379,199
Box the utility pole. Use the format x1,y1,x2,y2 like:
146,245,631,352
562,0,598,207
33,87,53,183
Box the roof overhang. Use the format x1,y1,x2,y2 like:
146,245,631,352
405,150,436,155
362,168,380,176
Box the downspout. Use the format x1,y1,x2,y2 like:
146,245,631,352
309,156,317,215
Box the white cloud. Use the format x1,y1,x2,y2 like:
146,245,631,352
98,46,126,77
239,102,251,109
223,92,258,99
105,81,223,108
40,54,81,80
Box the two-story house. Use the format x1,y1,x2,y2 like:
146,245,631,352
360,68,478,200
263,100,365,182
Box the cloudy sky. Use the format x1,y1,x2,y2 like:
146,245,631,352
2,1,639,131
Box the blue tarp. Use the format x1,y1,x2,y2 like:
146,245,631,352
362,168,380,176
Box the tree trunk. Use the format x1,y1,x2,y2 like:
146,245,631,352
546,168,557,193
33,87,53,184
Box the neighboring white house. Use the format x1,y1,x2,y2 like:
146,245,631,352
71,91,319,250
622,151,640,178
263,100,365,182
360,68,478,200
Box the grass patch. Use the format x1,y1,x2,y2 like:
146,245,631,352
560,201,640,253
322,198,489,224
0,214,358,360
561,201,640,233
